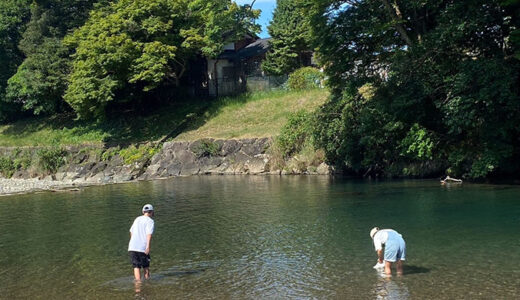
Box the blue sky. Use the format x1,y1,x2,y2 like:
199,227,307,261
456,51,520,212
235,0,277,38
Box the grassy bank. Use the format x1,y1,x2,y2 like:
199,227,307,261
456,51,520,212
175,89,328,141
0,89,328,147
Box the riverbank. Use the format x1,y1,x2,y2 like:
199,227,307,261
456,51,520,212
0,138,332,196
0,178,95,196
0,90,328,147
0,89,333,195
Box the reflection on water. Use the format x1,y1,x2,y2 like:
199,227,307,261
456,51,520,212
1,176,520,299
374,277,409,300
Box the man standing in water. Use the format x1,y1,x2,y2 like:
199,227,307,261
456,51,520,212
370,227,406,276
129,204,155,281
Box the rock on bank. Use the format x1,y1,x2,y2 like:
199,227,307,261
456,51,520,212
0,138,331,195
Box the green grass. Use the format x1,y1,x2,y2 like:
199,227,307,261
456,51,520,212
0,102,206,147
0,89,329,147
0,114,108,147
175,89,329,141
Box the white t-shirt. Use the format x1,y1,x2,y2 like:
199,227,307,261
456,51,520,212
373,229,393,251
128,215,154,252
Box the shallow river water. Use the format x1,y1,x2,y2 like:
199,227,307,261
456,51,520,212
1,176,519,299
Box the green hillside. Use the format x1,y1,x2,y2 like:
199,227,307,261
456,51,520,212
0,89,328,147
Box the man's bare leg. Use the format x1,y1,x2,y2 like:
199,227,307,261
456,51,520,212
396,260,403,275
133,268,141,281
384,261,392,276
133,280,142,293
144,267,151,280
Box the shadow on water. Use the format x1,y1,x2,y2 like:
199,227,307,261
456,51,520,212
103,268,206,291
404,265,430,275
156,268,205,278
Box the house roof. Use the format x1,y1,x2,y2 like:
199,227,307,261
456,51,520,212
238,38,271,59
216,38,272,60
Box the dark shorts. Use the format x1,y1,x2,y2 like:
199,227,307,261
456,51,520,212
129,251,151,268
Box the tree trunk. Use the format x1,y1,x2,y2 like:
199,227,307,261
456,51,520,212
381,0,414,47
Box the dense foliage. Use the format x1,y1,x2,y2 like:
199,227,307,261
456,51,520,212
287,67,324,90
262,0,313,75
0,0,259,121
5,0,106,118
309,0,520,179
64,0,259,120
276,110,313,157
0,0,32,121
1,0,519,180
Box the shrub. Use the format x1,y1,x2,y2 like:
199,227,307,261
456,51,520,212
276,110,314,158
266,141,286,171
400,123,437,160
37,147,66,174
13,150,33,170
298,141,326,167
119,144,159,165
101,147,120,161
287,67,324,91
0,156,16,178
0,149,34,178
194,139,220,158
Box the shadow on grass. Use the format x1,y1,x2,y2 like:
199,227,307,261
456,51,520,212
0,90,291,147
99,100,212,147
99,92,270,146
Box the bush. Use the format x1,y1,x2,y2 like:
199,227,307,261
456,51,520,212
101,147,120,161
312,89,407,175
119,144,159,165
194,139,220,158
287,67,324,91
0,149,34,178
298,141,326,167
13,150,33,170
0,156,16,178
266,141,286,171
37,147,66,174
277,110,314,157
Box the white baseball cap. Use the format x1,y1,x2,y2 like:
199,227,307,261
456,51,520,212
142,204,154,212
370,227,380,239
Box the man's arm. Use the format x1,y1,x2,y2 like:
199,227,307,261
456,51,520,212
145,234,152,255
377,249,384,263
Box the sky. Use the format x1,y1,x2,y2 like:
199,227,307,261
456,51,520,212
235,0,277,38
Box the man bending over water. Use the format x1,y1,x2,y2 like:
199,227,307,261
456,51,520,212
370,227,406,276
129,204,155,281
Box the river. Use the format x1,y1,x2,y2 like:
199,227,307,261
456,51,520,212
1,176,519,299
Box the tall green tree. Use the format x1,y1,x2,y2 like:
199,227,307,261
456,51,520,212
262,0,313,75
310,0,520,179
0,0,31,121
5,0,107,116
64,0,260,120
501,0,520,59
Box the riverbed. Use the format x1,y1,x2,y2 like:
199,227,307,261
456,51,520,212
1,176,519,299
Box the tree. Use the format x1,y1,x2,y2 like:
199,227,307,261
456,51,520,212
5,1,105,116
262,0,313,75
309,0,520,179
64,0,260,120
501,0,520,59
0,0,31,121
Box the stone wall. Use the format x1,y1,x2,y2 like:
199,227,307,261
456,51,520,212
0,138,332,188
145,138,272,179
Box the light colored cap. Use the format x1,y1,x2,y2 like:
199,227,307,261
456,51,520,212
370,227,380,239
142,204,154,212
